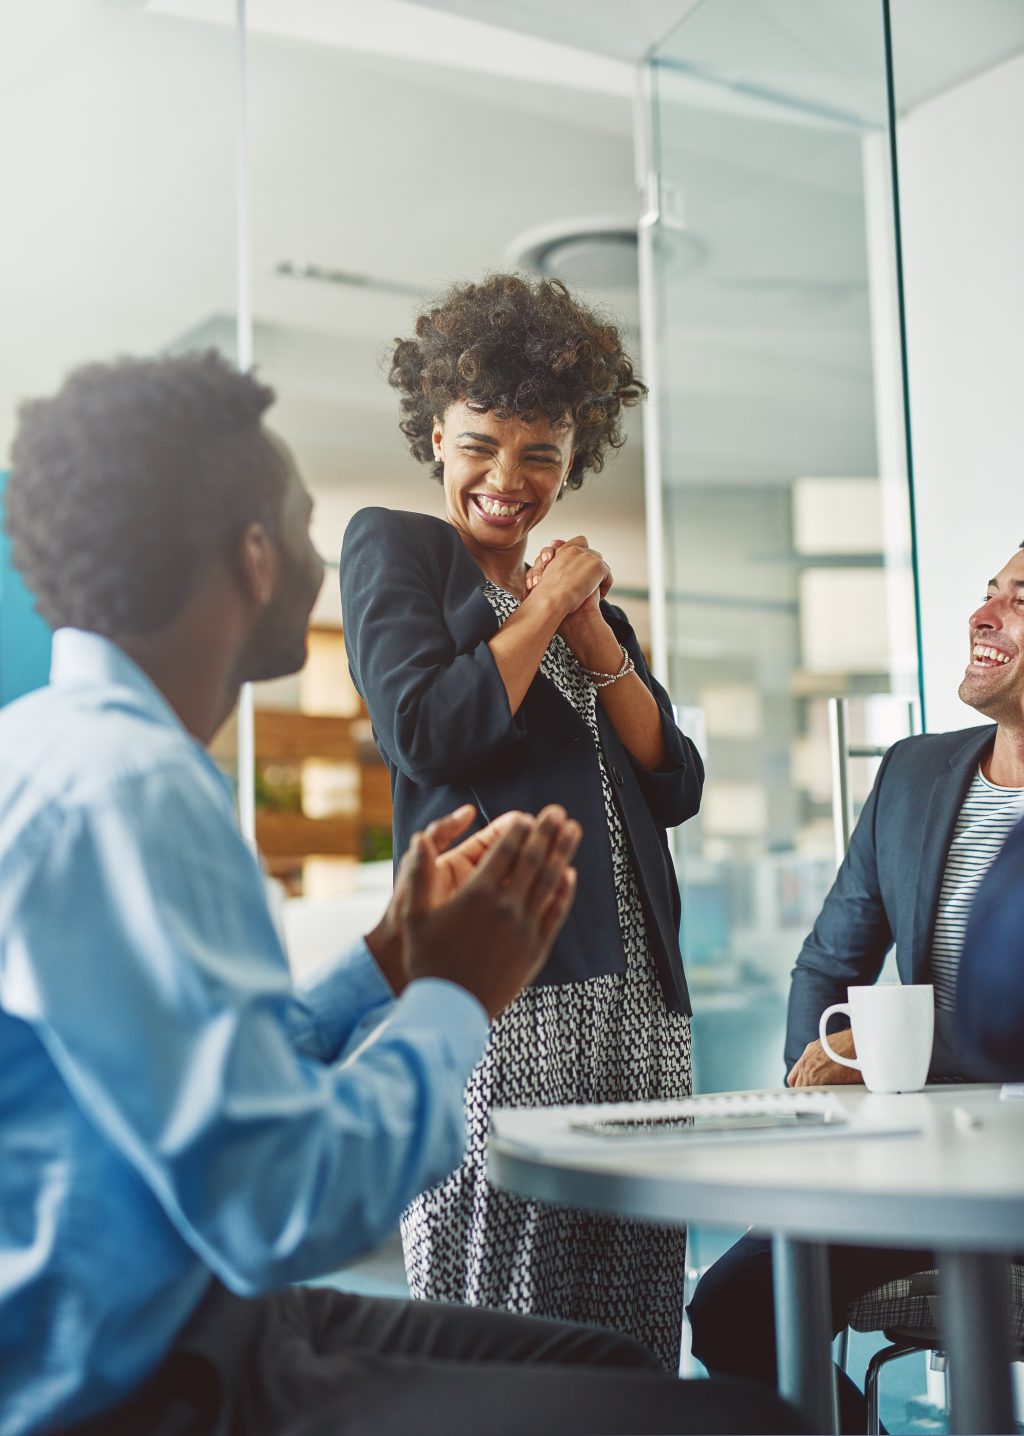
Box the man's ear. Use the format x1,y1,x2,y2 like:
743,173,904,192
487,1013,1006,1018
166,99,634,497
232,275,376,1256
235,522,278,606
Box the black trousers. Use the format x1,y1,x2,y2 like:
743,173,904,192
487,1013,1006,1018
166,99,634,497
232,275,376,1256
687,1233,931,1434
69,1279,805,1436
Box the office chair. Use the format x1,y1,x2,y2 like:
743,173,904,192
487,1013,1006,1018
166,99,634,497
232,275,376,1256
845,1262,1024,1434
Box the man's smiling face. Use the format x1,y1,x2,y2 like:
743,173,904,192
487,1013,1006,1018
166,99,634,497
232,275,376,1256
959,547,1024,722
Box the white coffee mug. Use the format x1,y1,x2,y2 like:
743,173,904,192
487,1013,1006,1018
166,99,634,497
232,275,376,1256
818,984,934,1094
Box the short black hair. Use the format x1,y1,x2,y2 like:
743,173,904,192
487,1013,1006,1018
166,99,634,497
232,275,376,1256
6,350,279,637
389,273,646,490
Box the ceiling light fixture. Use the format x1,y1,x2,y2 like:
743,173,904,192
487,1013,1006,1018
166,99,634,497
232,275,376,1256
507,215,705,292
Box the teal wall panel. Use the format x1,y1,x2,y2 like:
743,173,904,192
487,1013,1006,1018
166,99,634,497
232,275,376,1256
0,471,52,706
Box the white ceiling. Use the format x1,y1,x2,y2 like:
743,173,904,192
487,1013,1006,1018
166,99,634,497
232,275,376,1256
411,0,1024,112
404,0,704,64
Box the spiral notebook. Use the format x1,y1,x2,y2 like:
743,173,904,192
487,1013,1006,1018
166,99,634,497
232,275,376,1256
567,1091,848,1142
492,1091,920,1154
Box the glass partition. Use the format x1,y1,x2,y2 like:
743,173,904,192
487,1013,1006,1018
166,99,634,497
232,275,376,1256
646,0,920,1096
0,0,242,785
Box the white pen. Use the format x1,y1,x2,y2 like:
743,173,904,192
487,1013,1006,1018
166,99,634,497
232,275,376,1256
952,1106,984,1133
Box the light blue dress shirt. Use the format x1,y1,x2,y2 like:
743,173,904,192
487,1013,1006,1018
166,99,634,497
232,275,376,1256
0,630,488,1436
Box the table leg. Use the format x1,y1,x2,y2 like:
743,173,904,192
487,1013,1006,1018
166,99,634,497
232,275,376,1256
772,1234,838,1435
938,1250,1015,1435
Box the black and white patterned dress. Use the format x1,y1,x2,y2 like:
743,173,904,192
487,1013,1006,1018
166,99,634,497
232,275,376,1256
400,582,693,1371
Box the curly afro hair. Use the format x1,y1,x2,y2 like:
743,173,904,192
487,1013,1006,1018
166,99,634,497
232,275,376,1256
389,273,646,490
5,350,282,638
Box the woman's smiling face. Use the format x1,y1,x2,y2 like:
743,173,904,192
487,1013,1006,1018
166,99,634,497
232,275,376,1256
433,400,574,557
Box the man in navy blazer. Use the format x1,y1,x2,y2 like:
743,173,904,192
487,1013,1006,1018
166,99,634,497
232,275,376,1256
689,541,1024,1431
784,542,1024,1085
783,722,1001,1083
958,814,1024,1080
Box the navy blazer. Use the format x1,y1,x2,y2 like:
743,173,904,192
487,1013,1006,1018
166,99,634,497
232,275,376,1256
785,723,999,1081
340,506,703,1013
957,815,1024,1080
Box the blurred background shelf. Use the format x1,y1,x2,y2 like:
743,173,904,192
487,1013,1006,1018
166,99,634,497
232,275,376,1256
255,811,360,859
212,626,393,891
253,709,356,763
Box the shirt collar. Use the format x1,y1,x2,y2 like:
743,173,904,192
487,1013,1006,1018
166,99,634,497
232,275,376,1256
50,628,188,735
50,629,240,806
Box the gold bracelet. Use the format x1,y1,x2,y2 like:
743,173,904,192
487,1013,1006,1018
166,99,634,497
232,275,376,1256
580,644,635,688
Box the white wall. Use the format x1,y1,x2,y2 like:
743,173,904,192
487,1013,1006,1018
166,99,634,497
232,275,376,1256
898,52,1024,733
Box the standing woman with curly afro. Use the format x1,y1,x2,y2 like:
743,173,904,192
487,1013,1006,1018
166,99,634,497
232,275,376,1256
340,274,703,1369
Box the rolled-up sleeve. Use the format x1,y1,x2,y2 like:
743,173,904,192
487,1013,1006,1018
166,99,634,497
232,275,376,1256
2,761,489,1295
341,508,525,785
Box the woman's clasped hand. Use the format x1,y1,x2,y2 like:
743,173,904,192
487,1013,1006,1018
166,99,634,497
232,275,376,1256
525,535,613,628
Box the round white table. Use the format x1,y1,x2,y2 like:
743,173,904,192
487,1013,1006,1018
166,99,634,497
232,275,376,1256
488,1084,1024,1434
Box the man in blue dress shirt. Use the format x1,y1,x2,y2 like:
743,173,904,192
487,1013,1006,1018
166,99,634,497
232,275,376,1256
0,352,797,1436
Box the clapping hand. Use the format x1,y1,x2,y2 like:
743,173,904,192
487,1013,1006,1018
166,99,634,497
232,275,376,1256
415,804,523,906
366,805,518,994
366,805,581,1016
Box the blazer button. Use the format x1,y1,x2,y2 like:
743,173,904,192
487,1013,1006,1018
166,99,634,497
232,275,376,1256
612,766,624,786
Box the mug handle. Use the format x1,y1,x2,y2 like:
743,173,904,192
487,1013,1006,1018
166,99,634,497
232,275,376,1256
818,1004,861,1069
